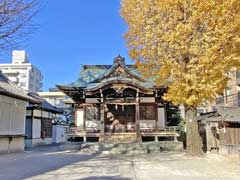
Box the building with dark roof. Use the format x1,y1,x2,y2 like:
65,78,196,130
0,71,39,153
198,107,240,155
38,90,74,124
25,93,64,147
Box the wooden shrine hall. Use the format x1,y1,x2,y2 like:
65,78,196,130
57,55,178,143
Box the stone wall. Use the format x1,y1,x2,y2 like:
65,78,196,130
0,137,24,154
219,144,240,155
0,95,28,153
25,138,52,148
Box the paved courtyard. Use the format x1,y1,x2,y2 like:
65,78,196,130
0,145,239,180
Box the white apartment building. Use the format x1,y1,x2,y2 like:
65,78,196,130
0,50,43,92
38,89,74,123
38,90,69,109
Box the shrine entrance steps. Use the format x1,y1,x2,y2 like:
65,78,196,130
103,133,137,143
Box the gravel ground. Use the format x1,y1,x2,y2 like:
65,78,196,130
0,145,239,180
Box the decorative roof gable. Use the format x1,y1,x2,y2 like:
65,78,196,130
90,55,146,83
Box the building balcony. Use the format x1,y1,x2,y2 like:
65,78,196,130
236,77,240,85
216,93,240,107
8,76,18,83
2,71,20,75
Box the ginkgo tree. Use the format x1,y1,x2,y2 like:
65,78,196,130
121,0,240,155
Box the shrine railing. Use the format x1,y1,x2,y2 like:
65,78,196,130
67,126,178,134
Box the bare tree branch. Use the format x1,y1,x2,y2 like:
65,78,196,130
0,0,39,53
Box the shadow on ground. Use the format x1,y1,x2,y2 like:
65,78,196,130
79,176,131,180
0,143,138,180
0,145,99,180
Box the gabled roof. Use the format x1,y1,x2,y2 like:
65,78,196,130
218,107,240,123
90,55,146,83
197,111,219,122
198,107,240,123
28,92,63,113
0,71,40,103
57,55,157,91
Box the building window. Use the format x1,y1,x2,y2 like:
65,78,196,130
41,118,52,138
140,104,156,120
20,73,27,78
20,82,27,87
237,71,240,79
226,88,231,96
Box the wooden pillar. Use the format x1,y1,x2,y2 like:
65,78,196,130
155,103,158,131
136,103,140,142
155,89,158,131
83,135,87,142
100,89,104,142
174,135,178,142
83,106,86,130
136,89,140,142
74,106,78,127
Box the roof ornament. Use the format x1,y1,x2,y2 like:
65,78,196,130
114,54,125,64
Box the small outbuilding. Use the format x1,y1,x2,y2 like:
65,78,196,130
198,107,240,155
0,71,39,153
25,93,63,147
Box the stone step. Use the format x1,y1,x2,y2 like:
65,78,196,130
104,134,137,143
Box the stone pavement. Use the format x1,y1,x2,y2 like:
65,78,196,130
0,145,239,180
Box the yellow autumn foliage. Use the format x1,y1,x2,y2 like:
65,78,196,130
121,0,240,108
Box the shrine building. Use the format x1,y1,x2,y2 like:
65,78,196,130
57,55,178,142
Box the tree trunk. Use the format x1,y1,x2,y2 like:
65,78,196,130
186,108,203,156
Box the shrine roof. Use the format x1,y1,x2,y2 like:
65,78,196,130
57,55,157,91
85,77,156,92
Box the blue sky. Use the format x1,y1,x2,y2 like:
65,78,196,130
0,0,130,91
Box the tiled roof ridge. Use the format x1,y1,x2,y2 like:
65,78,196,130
90,56,146,83
28,92,62,113
0,71,40,103
83,64,135,70
199,106,240,123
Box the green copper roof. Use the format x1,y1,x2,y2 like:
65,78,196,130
70,67,107,87
85,77,155,92
58,55,157,90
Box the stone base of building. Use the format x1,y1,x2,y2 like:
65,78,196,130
219,144,240,155
67,129,179,144
0,136,24,154
25,138,52,148
61,141,184,154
